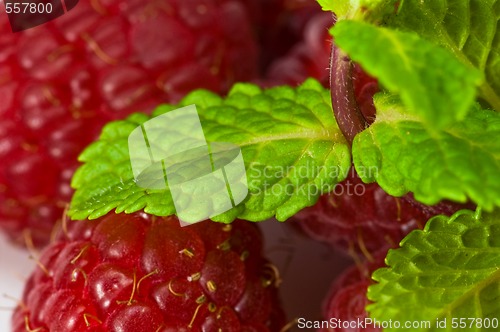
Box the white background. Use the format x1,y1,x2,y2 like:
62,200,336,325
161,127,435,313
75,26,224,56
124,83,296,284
0,233,34,330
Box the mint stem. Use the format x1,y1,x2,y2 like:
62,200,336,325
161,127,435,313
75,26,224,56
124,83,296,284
330,43,368,144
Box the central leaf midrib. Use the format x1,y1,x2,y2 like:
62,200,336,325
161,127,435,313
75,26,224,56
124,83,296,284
238,129,342,147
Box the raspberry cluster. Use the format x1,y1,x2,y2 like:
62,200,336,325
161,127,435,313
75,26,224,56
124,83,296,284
0,0,259,246
1,1,472,331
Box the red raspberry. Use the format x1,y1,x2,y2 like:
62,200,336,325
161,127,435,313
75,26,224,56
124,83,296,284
290,168,473,259
264,11,380,118
352,63,379,124
12,213,285,331
265,11,333,87
252,0,327,73
289,168,428,258
0,0,258,247
320,248,387,332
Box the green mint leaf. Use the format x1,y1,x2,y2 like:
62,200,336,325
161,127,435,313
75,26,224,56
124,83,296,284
368,208,500,331
316,0,337,12
317,0,397,22
388,0,500,111
69,79,351,222
353,94,500,210
331,20,483,128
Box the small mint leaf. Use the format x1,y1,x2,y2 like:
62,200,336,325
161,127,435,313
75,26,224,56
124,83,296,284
353,94,500,210
316,0,336,12
368,208,500,331
317,0,397,22
331,20,483,129
69,80,351,222
387,0,500,111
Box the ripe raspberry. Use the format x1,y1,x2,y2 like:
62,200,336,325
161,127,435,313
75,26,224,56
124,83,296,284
265,11,333,86
289,168,430,258
252,0,327,73
320,248,387,332
12,213,285,331
290,168,474,259
351,63,378,124
0,0,258,246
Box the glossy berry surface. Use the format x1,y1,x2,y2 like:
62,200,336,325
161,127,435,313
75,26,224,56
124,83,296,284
266,10,333,87
291,167,474,259
0,0,259,246
290,168,430,258
352,63,378,123
320,248,387,332
12,212,284,331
